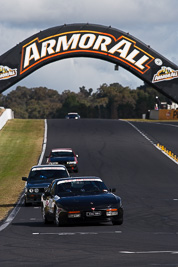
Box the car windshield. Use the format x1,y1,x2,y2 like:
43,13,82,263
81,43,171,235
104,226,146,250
28,169,68,180
69,114,78,118
56,180,108,196
67,114,79,118
51,151,74,157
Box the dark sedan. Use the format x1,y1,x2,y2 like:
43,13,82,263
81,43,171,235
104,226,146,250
22,165,69,205
41,177,123,226
46,148,79,173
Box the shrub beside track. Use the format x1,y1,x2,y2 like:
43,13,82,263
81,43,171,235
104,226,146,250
0,119,44,221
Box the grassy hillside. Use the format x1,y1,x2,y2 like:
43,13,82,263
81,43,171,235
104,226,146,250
0,119,44,221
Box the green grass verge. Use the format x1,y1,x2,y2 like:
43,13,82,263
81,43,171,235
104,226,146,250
0,119,44,221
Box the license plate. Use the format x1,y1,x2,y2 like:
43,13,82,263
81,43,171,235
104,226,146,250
86,211,102,217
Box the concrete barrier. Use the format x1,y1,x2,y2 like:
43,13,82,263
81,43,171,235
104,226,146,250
0,109,14,130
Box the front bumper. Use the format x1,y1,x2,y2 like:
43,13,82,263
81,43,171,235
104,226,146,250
58,207,123,224
24,192,42,204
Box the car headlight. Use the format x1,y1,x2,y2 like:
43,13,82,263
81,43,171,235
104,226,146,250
29,188,34,193
67,161,76,164
106,208,118,216
29,188,39,193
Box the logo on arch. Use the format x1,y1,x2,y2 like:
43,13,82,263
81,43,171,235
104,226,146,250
152,66,178,83
20,31,154,75
0,65,17,80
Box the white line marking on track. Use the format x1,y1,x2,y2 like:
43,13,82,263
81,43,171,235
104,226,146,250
38,119,47,165
124,120,178,165
124,120,155,145
119,251,178,254
32,231,122,236
155,122,178,128
0,193,24,232
0,119,47,232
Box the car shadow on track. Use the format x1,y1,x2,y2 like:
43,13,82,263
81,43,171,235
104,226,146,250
11,221,114,228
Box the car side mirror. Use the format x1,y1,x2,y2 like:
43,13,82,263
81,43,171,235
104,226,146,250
22,177,27,181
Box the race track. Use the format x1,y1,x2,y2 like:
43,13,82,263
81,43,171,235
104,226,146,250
1,119,178,267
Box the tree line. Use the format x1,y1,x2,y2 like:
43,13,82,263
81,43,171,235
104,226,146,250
0,83,167,119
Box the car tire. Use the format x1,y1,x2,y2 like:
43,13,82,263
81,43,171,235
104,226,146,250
24,198,31,206
112,218,123,225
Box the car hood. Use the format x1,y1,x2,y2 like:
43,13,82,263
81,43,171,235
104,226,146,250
26,179,53,188
56,193,119,210
50,156,74,162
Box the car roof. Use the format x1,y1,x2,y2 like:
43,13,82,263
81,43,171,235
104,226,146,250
51,148,73,152
54,176,103,183
31,164,67,170
68,112,78,115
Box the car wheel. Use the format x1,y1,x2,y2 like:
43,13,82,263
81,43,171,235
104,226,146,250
42,205,50,224
24,198,31,206
112,218,123,225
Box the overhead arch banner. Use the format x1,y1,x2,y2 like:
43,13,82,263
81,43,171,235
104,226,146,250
1,23,178,102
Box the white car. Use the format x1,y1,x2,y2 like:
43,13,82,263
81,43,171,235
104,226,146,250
65,112,80,119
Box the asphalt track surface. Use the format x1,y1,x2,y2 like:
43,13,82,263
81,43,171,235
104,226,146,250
1,119,178,267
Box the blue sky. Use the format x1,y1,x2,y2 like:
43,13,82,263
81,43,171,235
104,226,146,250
1,0,178,94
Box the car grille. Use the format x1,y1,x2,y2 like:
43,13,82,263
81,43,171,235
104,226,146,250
39,188,45,193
